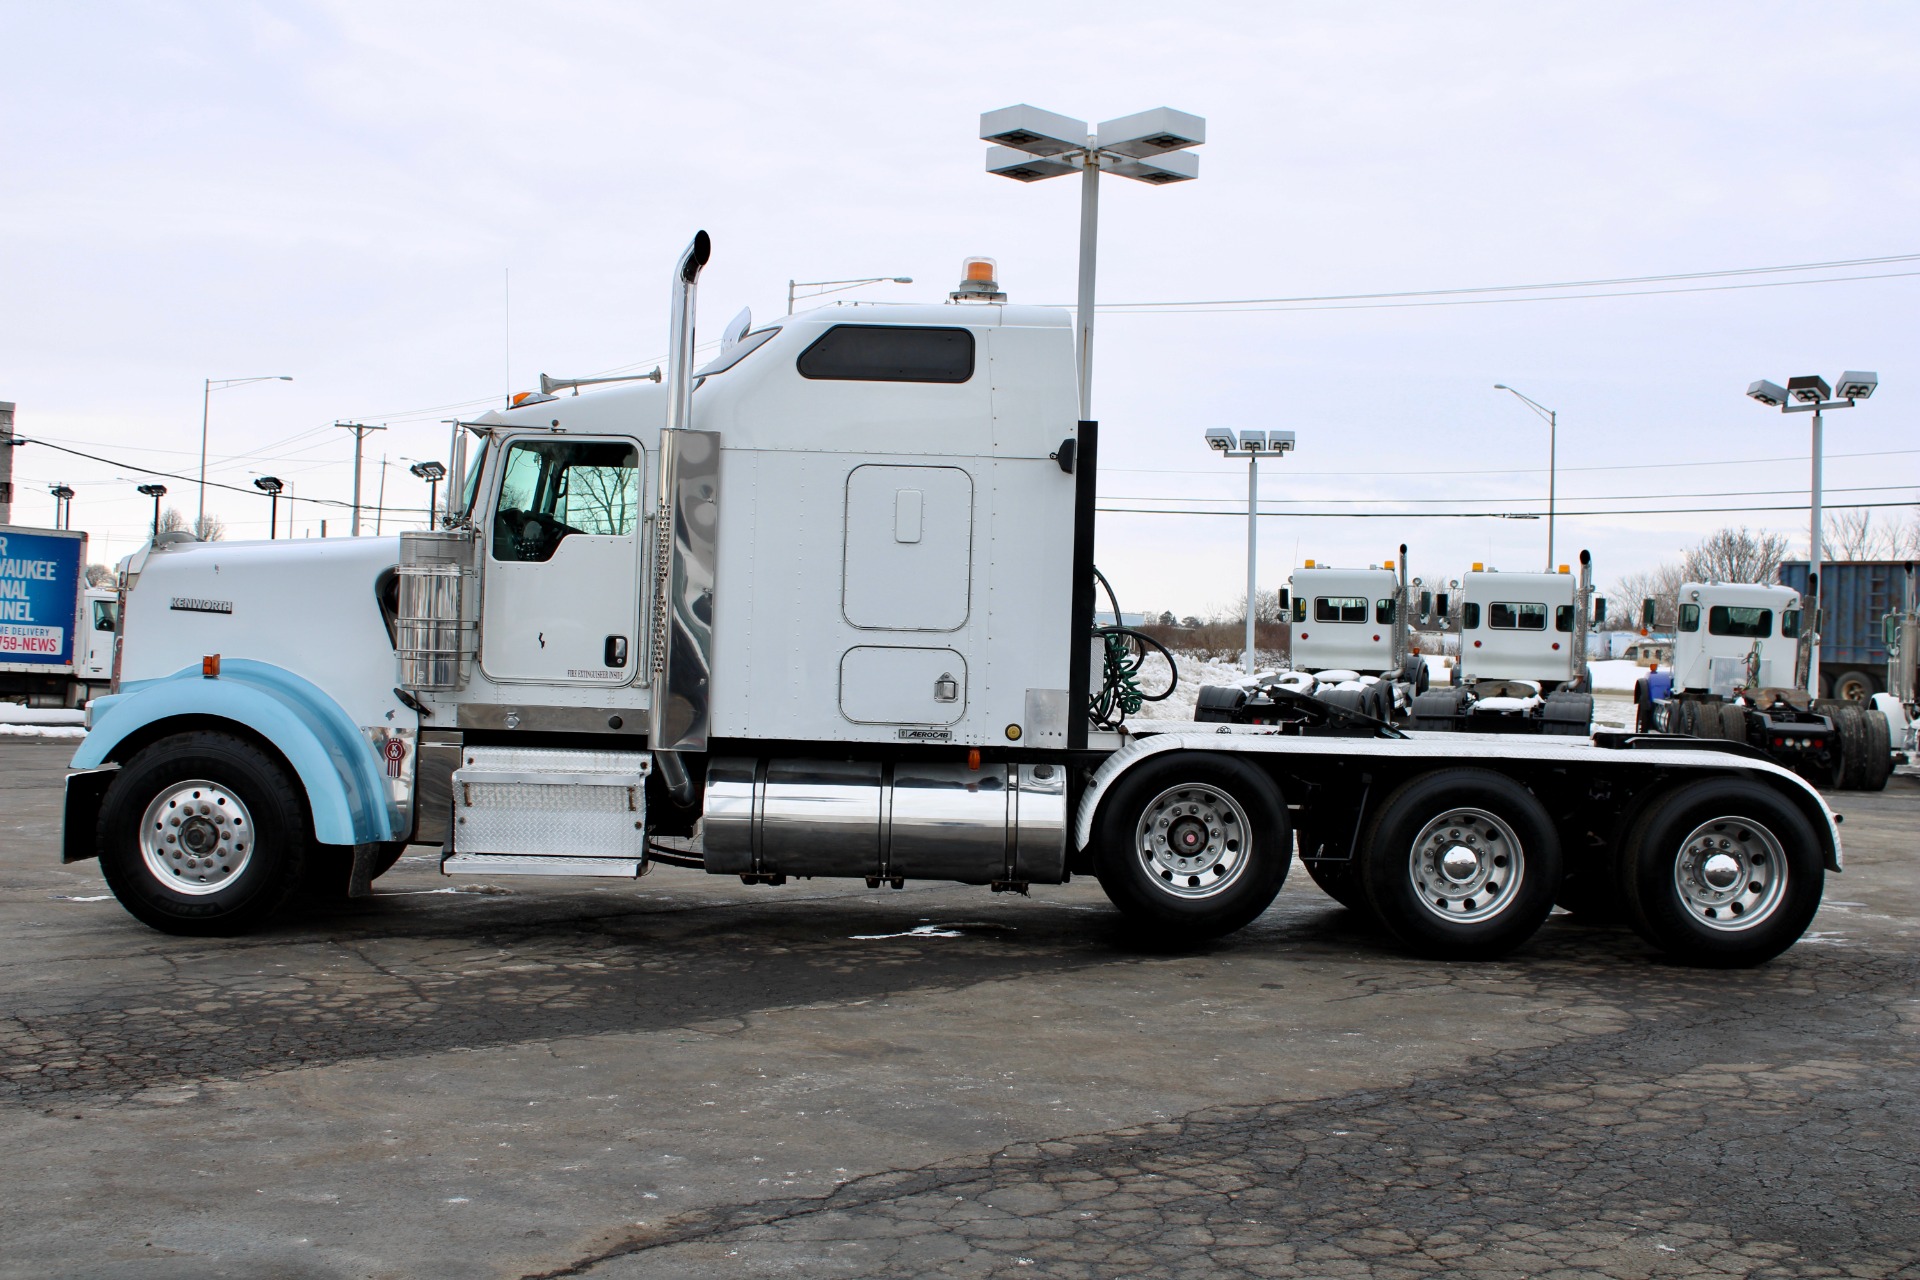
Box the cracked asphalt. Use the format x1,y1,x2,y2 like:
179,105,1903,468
3,739,1917,1278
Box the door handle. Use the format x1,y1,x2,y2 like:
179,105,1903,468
605,635,629,668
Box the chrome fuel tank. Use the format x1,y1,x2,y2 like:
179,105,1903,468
702,757,1066,885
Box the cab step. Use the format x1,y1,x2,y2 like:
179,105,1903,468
448,745,651,870
442,853,642,878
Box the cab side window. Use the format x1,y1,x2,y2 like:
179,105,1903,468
1375,599,1396,625
1555,605,1574,633
1678,604,1701,632
1490,602,1547,630
92,599,117,632
1462,603,1481,629
1315,596,1367,623
491,439,639,563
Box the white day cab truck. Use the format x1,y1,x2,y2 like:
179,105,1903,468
1636,582,1889,792
1408,558,1598,736
1209,552,1430,725
1,523,116,709
61,235,1842,967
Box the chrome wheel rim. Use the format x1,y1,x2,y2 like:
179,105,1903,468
1673,815,1787,931
1136,783,1251,899
1408,806,1524,924
139,780,255,896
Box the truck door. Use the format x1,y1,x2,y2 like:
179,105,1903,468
479,436,644,686
80,596,117,680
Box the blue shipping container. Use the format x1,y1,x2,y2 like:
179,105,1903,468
1778,559,1915,692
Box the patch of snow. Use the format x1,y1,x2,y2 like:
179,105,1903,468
1589,658,1648,693
52,894,112,902
0,723,86,738
0,705,85,725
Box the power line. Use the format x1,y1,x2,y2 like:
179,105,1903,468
1086,268,1920,315
1098,482,1918,506
1087,251,1920,310
13,436,428,518
1104,447,1920,480
1099,499,1920,520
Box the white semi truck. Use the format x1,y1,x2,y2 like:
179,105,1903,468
1409,558,1598,735
61,234,1841,967
1272,553,1428,713
1635,581,1887,791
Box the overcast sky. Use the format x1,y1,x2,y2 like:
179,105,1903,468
3,1,1914,615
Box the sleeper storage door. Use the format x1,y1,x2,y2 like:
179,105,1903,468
480,436,645,686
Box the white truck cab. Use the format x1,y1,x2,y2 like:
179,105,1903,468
1668,582,1802,694
1457,564,1585,689
1287,562,1405,676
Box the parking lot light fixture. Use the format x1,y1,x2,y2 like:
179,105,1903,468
136,483,168,538
1204,428,1297,674
981,104,1206,420
1493,384,1558,571
1747,369,1879,696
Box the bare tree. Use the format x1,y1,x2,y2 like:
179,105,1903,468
84,563,113,587
1823,508,1913,561
158,507,188,535
1680,526,1789,585
192,513,226,542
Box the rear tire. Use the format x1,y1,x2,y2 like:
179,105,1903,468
1357,768,1560,960
1298,826,1368,913
1616,778,1823,967
302,841,409,899
1715,703,1749,744
1093,753,1291,941
97,731,311,936
1861,711,1893,791
1829,669,1876,704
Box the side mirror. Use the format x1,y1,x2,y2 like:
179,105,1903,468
1594,598,1606,625
1435,592,1450,621
1641,598,1656,629
1419,590,1433,622
1277,588,1289,612
448,429,470,519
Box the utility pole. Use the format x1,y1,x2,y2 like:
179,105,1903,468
334,422,386,536
0,402,14,524
374,455,388,536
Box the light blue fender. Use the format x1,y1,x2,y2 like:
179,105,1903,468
71,659,400,846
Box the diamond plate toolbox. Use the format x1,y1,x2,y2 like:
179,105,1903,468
451,745,650,859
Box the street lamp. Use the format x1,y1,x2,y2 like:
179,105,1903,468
136,483,168,539
1493,384,1558,571
1203,427,1298,673
253,475,284,540
200,375,292,527
49,484,74,530
787,276,913,315
981,104,1206,420
408,459,447,526
1747,369,1878,697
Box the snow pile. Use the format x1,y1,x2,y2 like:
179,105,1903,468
1128,652,1260,722
0,723,86,739
1588,659,1648,693
0,705,85,726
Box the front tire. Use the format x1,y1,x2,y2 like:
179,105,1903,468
97,731,312,935
1093,753,1290,941
1357,768,1561,960
1617,779,1823,967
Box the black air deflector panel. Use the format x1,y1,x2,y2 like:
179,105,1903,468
797,325,975,383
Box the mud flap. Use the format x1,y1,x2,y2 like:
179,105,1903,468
62,766,118,864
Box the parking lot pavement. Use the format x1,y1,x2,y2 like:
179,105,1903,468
2,738,1916,1279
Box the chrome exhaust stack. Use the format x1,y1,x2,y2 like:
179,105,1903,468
651,231,716,802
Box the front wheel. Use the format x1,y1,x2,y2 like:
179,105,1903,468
97,731,312,935
1093,753,1291,941
1357,768,1561,960
1617,779,1823,967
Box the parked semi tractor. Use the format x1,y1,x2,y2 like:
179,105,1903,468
1405,556,1598,735
62,234,1840,967
1637,577,1899,791
1206,551,1428,723
1,523,115,708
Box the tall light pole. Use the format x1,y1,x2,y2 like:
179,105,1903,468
137,483,167,539
199,376,292,527
253,475,284,539
1493,384,1558,571
1747,371,1879,697
981,105,1205,421
787,275,913,314
49,484,75,530
1203,427,1297,673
